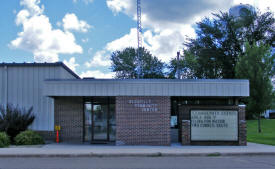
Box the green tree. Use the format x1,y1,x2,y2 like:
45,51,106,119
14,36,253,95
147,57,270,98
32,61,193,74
171,10,274,79
168,51,196,79
235,42,275,121
110,47,166,79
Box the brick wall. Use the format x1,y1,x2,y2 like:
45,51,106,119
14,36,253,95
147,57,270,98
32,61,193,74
54,97,83,143
238,106,247,146
116,96,170,146
181,120,190,145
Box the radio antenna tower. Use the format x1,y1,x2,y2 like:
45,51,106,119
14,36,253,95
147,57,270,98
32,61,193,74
137,0,142,78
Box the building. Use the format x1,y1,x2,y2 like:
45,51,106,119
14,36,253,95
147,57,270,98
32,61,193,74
0,62,249,146
264,110,275,119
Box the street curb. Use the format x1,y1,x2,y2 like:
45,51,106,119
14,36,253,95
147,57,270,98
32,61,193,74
1,152,275,158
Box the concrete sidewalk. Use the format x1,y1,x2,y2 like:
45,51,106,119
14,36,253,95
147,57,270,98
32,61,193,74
1,143,275,157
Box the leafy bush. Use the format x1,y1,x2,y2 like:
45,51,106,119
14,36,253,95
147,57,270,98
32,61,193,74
0,132,10,148
15,130,44,145
0,104,35,142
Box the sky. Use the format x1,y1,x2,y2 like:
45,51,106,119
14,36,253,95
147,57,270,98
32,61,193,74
0,0,274,78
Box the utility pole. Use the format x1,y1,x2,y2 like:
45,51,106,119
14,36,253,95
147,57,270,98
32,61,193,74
176,51,180,79
137,0,142,78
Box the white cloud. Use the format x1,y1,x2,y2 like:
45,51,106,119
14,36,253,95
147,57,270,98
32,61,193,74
104,0,213,64
56,21,62,27
80,70,115,79
63,57,79,72
89,25,195,65
20,0,44,15
84,28,136,68
88,47,93,54
85,50,111,67
62,13,92,33
107,0,275,29
143,25,196,62
106,28,137,51
106,0,233,29
103,0,275,66
82,38,89,43
10,0,83,62
106,0,131,14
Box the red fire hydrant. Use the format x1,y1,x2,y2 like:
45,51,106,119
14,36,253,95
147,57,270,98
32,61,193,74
55,125,61,143
56,130,59,143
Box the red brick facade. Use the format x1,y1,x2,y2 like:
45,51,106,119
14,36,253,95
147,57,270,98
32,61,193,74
37,97,84,142
38,96,246,146
54,97,84,143
116,96,171,146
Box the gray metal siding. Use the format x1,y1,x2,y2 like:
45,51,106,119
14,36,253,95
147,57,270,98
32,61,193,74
0,67,8,106
0,65,77,131
43,80,249,97
59,67,77,79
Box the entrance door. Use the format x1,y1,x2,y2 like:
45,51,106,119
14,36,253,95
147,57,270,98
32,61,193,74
171,98,180,143
92,104,108,141
84,97,115,143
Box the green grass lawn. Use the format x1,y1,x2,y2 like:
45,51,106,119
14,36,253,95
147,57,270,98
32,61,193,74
247,119,275,145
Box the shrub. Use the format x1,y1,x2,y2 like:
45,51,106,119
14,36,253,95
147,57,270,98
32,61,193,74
0,104,35,142
0,132,10,148
15,130,44,145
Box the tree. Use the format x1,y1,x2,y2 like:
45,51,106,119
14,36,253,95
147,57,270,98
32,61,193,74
110,47,166,79
168,51,196,79
171,10,274,79
235,42,275,122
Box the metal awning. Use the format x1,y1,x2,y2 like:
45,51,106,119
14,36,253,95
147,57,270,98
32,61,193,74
43,79,249,97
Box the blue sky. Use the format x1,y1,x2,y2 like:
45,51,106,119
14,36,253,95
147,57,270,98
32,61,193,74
0,0,274,78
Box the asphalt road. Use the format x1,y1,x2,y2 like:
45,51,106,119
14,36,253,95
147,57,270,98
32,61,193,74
0,156,275,169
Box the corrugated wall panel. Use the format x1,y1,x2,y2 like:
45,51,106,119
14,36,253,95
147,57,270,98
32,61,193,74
43,80,250,97
138,83,145,96
0,68,2,104
59,67,77,79
0,65,77,131
0,67,6,105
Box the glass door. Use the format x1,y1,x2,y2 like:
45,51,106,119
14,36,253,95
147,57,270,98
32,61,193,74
84,97,116,143
84,103,92,142
92,104,108,141
109,104,116,141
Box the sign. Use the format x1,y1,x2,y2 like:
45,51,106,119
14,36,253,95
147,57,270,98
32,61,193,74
55,125,61,131
171,116,177,128
191,110,238,141
128,99,158,112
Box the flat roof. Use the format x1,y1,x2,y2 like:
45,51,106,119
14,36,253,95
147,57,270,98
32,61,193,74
43,79,249,97
45,78,248,83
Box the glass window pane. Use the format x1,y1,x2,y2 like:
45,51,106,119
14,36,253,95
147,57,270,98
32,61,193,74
109,125,116,141
93,104,108,140
84,103,92,142
84,98,116,142
85,103,92,126
109,104,116,125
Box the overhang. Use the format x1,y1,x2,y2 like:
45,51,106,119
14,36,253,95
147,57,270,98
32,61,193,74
43,79,249,97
